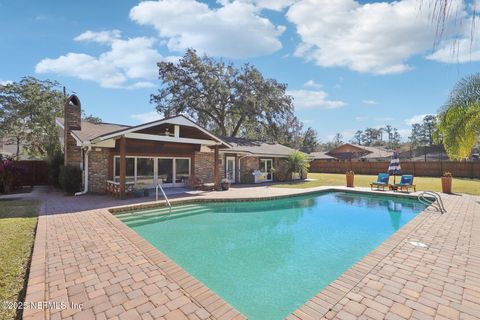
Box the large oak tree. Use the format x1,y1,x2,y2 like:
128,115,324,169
151,49,301,144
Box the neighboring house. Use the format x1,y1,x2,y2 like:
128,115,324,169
58,95,298,197
325,143,392,161
309,151,336,162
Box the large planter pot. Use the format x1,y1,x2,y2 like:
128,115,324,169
441,176,452,193
221,182,230,191
346,173,354,188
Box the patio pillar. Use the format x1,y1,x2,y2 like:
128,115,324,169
119,135,126,199
214,145,219,190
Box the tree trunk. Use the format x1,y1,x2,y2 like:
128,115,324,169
16,136,20,160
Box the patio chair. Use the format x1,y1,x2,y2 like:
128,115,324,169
370,173,390,191
391,175,416,192
186,176,215,191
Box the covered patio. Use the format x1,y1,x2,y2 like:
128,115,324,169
59,110,231,199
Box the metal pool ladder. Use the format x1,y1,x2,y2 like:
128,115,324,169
417,191,446,214
156,183,172,213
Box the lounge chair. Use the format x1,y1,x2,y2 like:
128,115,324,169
370,173,390,191
391,175,416,192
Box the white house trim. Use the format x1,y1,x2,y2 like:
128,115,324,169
124,132,220,146
91,115,232,147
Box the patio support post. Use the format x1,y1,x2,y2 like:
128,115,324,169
214,145,219,190
119,135,126,199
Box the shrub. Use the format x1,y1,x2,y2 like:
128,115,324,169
59,165,82,195
275,171,287,182
0,155,24,194
286,151,310,181
48,151,64,188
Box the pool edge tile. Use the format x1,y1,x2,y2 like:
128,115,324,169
103,208,248,320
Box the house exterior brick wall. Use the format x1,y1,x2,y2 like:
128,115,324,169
64,95,82,167
273,158,289,182
88,148,110,193
240,156,259,184
65,135,81,167
194,151,222,183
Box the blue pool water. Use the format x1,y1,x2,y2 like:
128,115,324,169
117,192,426,320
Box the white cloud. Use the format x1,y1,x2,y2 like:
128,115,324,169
375,117,394,122
131,111,163,123
397,128,411,139
129,0,285,58
427,17,480,63
287,89,346,109
405,114,428,126
303,79,322,89
74,30,121,44
362,100,377,105
326,129,355,141
36,31,176,89
355,116,369,121
0,80,12,85
286,0,465,74
249,0,297,11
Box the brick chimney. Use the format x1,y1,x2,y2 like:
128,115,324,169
64,95,82,166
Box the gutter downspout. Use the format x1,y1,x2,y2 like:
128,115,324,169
75,145,92,196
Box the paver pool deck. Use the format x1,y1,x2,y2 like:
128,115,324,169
21,185,480,320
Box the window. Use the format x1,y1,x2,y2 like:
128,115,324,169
136,158,154,185
158,158,173,184
175,158,190,183
114,156,191,187
114,157,134,182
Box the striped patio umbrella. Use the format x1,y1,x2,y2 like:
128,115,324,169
388,151,401,184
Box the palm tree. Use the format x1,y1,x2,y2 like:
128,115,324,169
286,151,310,180
436,73,480,160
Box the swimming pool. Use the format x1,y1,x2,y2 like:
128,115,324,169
117,191,426,319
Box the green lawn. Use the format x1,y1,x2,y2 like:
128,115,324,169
0,199,40,320
275,173,480,196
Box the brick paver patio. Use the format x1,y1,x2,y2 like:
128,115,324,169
21,186,480,320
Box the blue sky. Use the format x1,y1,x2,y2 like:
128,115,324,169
1,0,479,142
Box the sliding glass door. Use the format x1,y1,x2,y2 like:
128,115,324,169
175,159,190,186
158,158,190,187
259,159,273,181
114,156,191,188
157,158,174,187
136,158,154,186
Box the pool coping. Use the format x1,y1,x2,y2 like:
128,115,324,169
107,187,434,319
103,205,247,320
108,187,425,214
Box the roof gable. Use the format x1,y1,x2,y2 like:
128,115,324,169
58,115,231,147
221,136,297,156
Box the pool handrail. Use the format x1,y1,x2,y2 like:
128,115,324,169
156,183,172,213
418,191,446,214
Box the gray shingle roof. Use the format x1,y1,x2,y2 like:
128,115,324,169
220,136,297,157
309,151,336,160
57,118,130,142
359,146,392,159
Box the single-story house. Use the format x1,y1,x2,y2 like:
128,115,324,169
309,152,336,162
325,143,392,161
57,95,298,197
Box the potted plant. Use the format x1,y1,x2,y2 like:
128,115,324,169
221,178,231,191
346,170,355,188
441,172,452,193
143,187,150,197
